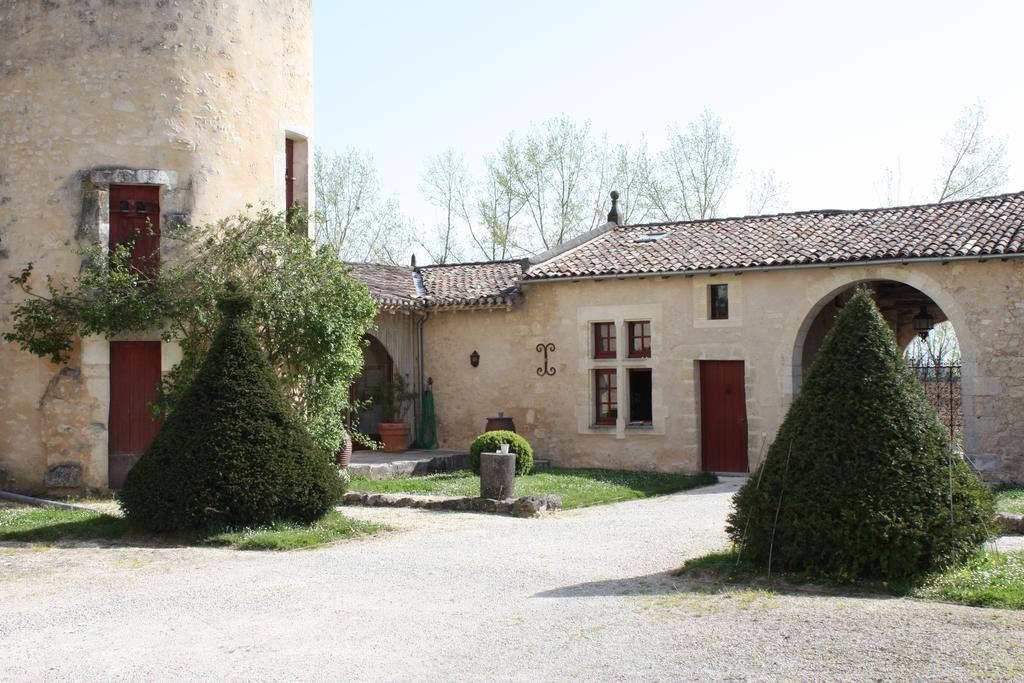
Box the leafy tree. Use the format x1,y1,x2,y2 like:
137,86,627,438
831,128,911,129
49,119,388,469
727,288,991,581
648,108,737,221
420,148,471,265
501,117,609,253
4,207,378,454
314,147,416,264
120,288,344,532
474,150,524,260
936,101,1009,203
607,141,656,225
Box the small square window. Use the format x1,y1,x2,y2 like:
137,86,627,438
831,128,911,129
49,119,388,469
628,369,653,425
593,322,616,359
594,369,617,425
627,321,651,358
709,284,729,320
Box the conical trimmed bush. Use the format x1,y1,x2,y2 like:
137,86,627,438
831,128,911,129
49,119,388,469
120,290,344,532
727,288,992,581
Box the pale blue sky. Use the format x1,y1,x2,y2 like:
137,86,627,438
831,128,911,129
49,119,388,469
314,0,1023,232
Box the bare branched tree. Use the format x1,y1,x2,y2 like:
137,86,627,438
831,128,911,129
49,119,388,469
607,141,656,225
745,169,788,215
905,321,961,366
502,117,608,253
474,150,524,260
936,101,1009,202
648,108,737,221
313,148,414,264
875,163,904,207
420,149,470,265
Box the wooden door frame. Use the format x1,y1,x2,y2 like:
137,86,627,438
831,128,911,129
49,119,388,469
698,360,750,473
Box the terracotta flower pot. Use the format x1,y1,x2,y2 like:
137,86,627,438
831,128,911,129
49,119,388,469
378,422,410,453
335,431,353,468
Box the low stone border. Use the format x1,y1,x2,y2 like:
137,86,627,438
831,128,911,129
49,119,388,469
341,491,562,518
996,512,1023,535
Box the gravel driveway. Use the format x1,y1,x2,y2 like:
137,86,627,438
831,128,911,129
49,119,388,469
1,477,1022,681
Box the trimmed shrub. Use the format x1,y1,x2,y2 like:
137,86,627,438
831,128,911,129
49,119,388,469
727,288,992,581
469,431,534,475
119,290,345,532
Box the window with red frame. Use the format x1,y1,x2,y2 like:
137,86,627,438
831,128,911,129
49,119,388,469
627,320,651,358
594,369,617,425
593,322,616,358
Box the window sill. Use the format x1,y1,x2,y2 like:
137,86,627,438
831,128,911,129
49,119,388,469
626,423,654,430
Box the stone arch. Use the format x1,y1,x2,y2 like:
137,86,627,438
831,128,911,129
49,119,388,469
351,334,396,440
789,266,977,454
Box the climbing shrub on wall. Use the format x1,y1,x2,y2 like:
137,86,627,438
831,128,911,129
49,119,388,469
727,288,992,581
3,207,378,455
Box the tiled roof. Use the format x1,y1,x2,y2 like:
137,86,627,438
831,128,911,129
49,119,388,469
524,191,1024,280
349,192,1024,308
418,260,524,307
345,263,420,308
346,260,524,310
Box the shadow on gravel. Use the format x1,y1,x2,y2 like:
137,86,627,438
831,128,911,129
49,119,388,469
533,570,900,601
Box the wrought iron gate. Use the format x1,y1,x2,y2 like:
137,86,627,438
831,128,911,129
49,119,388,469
909,362,962,438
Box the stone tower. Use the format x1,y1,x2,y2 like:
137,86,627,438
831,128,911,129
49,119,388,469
0,0,313,493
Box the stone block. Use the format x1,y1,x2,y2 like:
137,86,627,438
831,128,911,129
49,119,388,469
480,452,515,499
44,462,81,488
996,513,1023,535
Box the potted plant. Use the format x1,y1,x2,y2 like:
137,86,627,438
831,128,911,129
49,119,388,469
374,374,416,453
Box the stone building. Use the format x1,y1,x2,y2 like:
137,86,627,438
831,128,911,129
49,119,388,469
0,0,313,493
351,192,1024,484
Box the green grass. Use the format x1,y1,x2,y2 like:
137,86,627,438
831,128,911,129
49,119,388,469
675,547,1024,610
348,467,718,509
200,512,385,550
994,487,1024,515
0,507,384,551
914,550,1024,609
0,507,131,541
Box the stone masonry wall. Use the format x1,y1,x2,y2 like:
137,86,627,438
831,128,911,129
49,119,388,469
423,259,1024,483
0,0,313,493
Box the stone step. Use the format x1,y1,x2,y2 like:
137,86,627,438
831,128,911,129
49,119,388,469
347,451,470,480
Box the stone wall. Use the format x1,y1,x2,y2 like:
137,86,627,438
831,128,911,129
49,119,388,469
423,259,1024,483
0,0,313,493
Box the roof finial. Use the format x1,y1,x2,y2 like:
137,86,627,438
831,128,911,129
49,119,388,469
607,191,621,225
411,253,417,269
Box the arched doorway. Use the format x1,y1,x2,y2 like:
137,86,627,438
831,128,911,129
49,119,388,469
350,335,394,445
794,280,963,439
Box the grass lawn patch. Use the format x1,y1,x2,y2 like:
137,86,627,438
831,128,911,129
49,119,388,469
995,487,1024,515
0,507,384,551
348,468,718,509
914,550,1024,609
674,547,1024,610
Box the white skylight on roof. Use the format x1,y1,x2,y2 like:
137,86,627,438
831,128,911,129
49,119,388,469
633,231,671,243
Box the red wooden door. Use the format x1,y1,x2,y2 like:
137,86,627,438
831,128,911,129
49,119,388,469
109,185,160,279
699,361,749,473
285,138,295,209
108,341,163,489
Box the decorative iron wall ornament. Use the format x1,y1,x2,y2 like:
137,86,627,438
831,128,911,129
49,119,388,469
536,342,556,376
